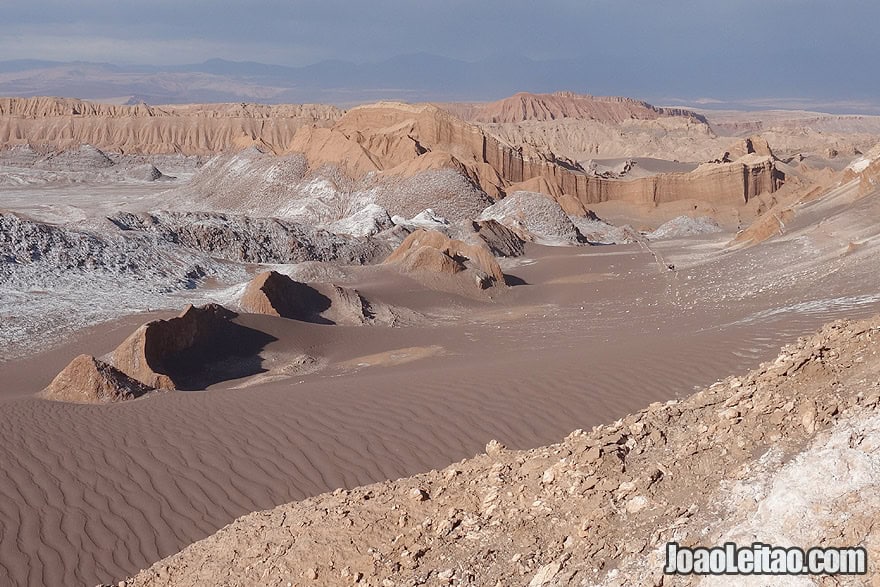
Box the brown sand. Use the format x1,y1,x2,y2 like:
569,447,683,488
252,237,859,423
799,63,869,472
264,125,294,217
1,211,880,585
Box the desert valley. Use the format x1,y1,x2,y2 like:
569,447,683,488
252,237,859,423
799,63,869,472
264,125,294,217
1,90,880,586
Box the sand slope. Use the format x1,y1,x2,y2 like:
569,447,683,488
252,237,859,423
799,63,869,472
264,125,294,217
2,209,880,584
121,315,880,586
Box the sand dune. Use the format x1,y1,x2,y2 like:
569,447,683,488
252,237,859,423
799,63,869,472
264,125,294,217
121,315,880,586
3,209,880,584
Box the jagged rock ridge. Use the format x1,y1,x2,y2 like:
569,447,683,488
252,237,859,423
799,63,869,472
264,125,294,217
0,97,341,155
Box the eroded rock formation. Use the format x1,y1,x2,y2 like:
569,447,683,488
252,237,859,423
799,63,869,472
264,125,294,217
478,191,586,245
41,354,152,404
240,271,331,322
718,135,775,162
443,92,708,124
472,219,525,257
109,210,389,265
240,270,403,326
384,229,505,289
0,97,341,155
1,96,784,211
284,102,783,208
111,303,246,390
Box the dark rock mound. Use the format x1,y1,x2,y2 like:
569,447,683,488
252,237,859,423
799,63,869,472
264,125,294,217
241,270,403,326
112,303,276,390
240,271,333,323
473,219,525,257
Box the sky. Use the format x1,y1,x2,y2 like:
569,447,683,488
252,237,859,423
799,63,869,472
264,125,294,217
1,0,878,106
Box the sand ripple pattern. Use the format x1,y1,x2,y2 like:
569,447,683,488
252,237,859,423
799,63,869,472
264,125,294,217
4,302,880,586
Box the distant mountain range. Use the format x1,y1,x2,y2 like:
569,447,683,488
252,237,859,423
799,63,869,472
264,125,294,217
1,54,879,114
0,54,589,106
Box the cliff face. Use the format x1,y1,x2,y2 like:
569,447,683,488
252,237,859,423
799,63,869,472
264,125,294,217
0,96,782,206
0,97,341,155
287,102,782,208
483,141,782,206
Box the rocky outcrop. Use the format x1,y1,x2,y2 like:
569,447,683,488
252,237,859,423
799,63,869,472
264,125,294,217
843,145,880,196
321,284,384,326
472,219,525,257
240,270,405,326
240,271,331,322
478,191,586,245
646,215,722,240
732,206,795,245
0,97,341,155
111,304,241,390
40,354,152,404
32,144,115,170
859,158,880,196
384,229,505,289
718,135,774,162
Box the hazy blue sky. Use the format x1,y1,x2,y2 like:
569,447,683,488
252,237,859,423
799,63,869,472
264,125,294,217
2,0,878,105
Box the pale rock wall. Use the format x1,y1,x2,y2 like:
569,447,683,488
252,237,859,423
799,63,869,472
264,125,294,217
0,97,341,155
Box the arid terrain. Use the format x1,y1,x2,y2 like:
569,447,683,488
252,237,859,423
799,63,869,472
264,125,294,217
1,92,879,586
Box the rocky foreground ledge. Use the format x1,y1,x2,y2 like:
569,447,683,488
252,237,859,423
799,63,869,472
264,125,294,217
117,317,880,587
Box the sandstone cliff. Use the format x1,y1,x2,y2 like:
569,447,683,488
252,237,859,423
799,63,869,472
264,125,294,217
284,102,783,209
